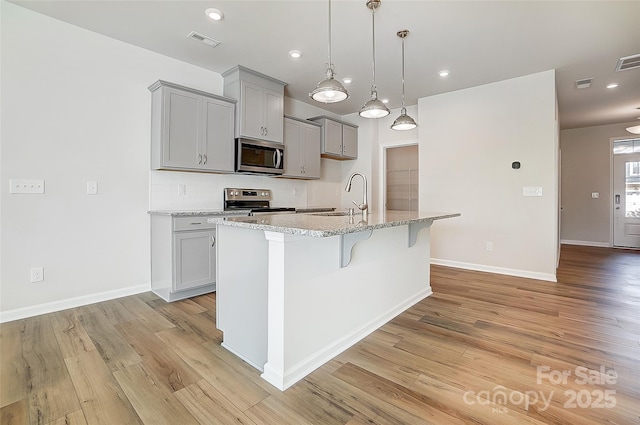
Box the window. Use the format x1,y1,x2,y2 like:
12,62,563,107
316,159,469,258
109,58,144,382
613,138,640,154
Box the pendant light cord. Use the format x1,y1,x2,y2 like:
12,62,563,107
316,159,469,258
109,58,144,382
328,0,333,72
370,6,377,94
401,35,406,110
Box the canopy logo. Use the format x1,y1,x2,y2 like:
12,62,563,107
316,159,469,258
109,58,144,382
462,365,617,413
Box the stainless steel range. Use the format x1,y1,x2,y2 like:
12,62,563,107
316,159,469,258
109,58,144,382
224,188,295,216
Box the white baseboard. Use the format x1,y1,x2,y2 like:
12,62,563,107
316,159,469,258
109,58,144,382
560,239,610,248
431,258,557,282
261,287,433,391
0,284,151,323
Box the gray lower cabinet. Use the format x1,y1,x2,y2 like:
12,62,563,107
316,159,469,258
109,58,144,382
282,116,321,179
149,80,236,173
151,215,219,302
308,116,358,160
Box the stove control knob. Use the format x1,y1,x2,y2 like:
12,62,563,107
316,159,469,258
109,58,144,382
261,191,267,196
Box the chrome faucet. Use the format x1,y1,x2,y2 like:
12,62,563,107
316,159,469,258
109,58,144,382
345,172,368,220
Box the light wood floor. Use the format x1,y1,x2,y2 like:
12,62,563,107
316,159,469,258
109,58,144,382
1,245,639,425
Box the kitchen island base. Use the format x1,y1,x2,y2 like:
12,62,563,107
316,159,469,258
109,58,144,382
216,219,435,391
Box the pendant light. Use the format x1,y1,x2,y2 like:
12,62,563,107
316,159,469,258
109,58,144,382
310,0,349,103
359,0,390,118
391,30,418,131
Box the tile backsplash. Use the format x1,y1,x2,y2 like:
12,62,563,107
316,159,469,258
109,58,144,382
150,170,311,211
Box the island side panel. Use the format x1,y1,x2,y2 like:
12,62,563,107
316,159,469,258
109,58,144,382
216,224,269,370
262,223,432,390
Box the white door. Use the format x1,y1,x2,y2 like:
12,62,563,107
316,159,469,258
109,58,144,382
613,153,640,248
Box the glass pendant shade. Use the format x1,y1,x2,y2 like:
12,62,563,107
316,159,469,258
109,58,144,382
391,108,417,130
310,67,349,103
310,0,348,104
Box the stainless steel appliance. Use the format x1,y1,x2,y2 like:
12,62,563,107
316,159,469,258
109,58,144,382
235,138,285,175
224,188,295,215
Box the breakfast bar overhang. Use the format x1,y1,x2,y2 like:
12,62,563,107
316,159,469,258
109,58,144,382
216,211,459,391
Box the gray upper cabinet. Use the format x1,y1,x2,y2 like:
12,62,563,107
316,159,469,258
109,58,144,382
308,116,358,160
149,80,235,173
223,66,286,144
282,116,321,179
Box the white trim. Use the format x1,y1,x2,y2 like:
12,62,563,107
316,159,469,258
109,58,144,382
431,258,557,282
0,284,151,323
261,287,433,391
560,239,610,248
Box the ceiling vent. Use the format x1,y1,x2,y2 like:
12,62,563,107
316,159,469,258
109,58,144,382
187,31,221,48
616,54,640,72
574,78,593,89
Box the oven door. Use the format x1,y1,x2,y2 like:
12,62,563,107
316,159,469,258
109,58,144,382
236,138,285,175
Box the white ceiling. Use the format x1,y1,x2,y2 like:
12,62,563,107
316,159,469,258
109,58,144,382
10,0,640,130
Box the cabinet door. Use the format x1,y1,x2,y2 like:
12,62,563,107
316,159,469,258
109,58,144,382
303,123,321,178
283,118,303,177
324,119,343,156
163,88,200,168
174,230,216,292
202,97,234,172
239,81,263,139
263,89,284,143
341,124,358,159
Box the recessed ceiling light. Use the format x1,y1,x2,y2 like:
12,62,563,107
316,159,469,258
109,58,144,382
606,83,619,89
381,98,390,104
439,70,450,77
205,8,224,21
342,78,352,84
289,50,302,59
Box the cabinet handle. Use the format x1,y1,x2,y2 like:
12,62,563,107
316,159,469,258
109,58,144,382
203,154,207,165
198,153,203,164
190,222,202,225
211,235,216,247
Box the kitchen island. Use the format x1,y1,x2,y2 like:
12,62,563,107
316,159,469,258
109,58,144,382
216,210,459,390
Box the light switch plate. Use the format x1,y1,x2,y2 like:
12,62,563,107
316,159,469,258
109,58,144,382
10,179,45,194
591,192,599,199
523,186,543,197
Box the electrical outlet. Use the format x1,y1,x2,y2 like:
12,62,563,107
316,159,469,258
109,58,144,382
87,181,98,195
30,267,44,283
486,242,493,251
591,192,599,199
178,184,186,196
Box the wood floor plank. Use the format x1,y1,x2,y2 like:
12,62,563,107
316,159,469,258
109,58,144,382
64,350,143,425
116,319,201,392
45,410,87,425
1,399,28,425
155,328,270,411
76,311,142,372
119,296,176,333
112,363,199,425
49,310,96,359
21,315,80,425
174,379,256,425
0,320,28,408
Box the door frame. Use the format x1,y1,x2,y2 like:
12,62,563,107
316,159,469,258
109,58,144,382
609,136,640,248
379,140,419,214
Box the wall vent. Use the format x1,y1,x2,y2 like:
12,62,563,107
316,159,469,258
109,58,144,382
616,54,640,72
574,78,593,89
187,31,221,48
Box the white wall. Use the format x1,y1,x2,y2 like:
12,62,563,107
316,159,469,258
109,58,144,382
418,71,559,281
0,2,342,321
559,121,639,246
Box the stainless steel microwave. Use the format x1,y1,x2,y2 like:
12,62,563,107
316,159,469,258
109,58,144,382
236,138,285,175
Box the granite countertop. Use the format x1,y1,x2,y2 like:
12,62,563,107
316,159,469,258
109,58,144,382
219,210,460,237
148,209,251,216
